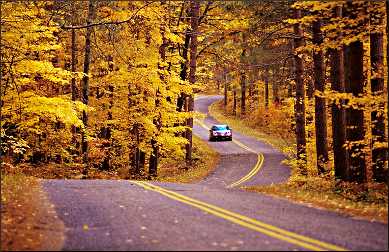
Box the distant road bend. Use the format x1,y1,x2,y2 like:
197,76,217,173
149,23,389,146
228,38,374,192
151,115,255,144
44,95,388,251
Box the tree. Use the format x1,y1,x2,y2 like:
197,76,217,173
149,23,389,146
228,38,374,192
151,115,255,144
312,18,328,174
293,7,307,173
330,5,350,181
185,0,200,164
81,0,96,175
370,1,387,182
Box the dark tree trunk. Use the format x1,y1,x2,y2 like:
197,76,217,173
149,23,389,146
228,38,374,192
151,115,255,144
264,65,269,109
185,0,199,164
312,19,329,174
370,3,388,182
81,0,95,175
139,150,145,175
149,20,168,178
272,66,279,103
330,6,349,181
288,40,295,98
233,89,237,116
177,31,191,112
71,29,78,101
240,34,247,115
387,1,389,173
344,41,366,183
240,70,246,115
386,0,389,185
293,8,307,173
224,71,227,109
343,2,367,183
149,139,158,178
100,56,114,171
70,7,79,155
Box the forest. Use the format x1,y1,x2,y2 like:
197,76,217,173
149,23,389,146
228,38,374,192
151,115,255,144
1,0,388,187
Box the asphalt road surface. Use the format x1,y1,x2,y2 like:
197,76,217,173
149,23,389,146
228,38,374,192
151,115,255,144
43,95,388,251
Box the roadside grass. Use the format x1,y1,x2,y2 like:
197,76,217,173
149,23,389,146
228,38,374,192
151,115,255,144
1,169,64,250
209,99,388,223
157,135,219,183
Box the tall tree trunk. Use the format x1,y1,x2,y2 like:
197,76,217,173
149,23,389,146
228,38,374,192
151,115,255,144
71,29,78,101
288,40,295,98
224,69,227,109
330,6,349,181
387,1,389,169
233,89,237,116
312,19,329,174
344,41,366,183
386,1,389,185
240,34,247,115
344,2,366,183
177,31,191,112
264,65,269,109
185,0,199,164
272,65,279,103
81,0,95,175
293,8,307,173
370,2,388,182
101,56,114,171
149,17,168,178
70,4,79,155
240,71,246,115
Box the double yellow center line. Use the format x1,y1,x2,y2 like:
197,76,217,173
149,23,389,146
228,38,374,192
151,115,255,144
132,181,347,251
194,119,263,188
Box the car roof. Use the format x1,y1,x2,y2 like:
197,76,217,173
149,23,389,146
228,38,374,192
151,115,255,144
212,124,228,127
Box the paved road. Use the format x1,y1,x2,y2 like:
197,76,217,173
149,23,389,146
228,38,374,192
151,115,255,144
43,95,388,251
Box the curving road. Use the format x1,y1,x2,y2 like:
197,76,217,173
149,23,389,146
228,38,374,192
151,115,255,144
43,95,388,251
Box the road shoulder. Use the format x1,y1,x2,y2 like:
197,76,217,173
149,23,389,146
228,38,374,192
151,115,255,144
1,171,65,250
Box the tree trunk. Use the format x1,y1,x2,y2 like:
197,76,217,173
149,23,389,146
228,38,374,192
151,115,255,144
370,3,388,182
70,7,79,155
312,19,329,174
185,0,199,164
240,71,246,115
330,6,349,181
272,66,279,103
224,70,227,109
139,150,145,176
293,8,307,173
233,89,237,116
177,31,191,112
264,65,269,109
344,41,366,183
240,34,247,115
343,2,367,183
288,40,295,98
81,0,95,175
386,1,389,175
71,29,78,101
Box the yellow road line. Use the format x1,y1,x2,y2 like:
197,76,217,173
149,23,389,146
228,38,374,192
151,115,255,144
228,153,264,188
132,181,347,251
194,119,264,188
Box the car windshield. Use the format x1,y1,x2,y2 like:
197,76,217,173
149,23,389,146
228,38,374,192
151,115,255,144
212,125,229,131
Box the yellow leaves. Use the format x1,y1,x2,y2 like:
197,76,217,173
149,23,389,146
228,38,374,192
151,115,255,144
21,95,86,129
166,32,184,44
15,60,71,85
